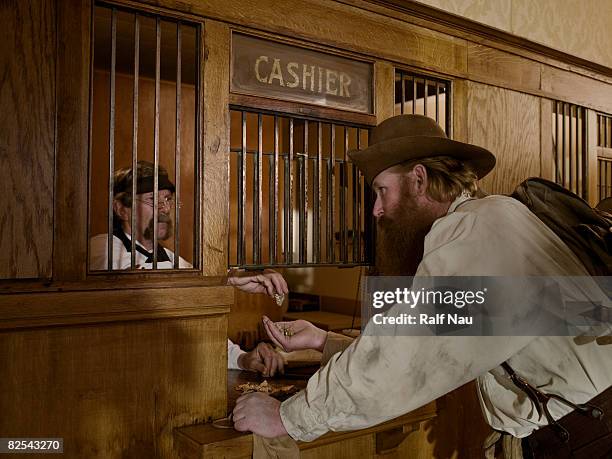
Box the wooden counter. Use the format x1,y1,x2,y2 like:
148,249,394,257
174,369,437,458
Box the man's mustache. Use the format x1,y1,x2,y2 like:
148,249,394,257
152,214,172,224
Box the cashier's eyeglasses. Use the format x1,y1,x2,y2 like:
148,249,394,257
135,196,182,210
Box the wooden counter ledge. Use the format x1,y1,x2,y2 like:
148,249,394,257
174,369,437,458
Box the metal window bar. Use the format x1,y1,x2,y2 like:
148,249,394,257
299,120,308,264
229,108,370,268
152,16,161,269
328,124,335,263
238,111,246,266
285,118,294,264
107,7,117,271
552,101,588,199
598,113,612,148
599,158,612,200
314,122,322,263
596,113,612,200
395,70,451,134
173,21,181,269
340,127,348,263
130,13,139,270
254,113,263,265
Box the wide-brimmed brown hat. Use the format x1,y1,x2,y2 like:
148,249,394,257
348,115,496,185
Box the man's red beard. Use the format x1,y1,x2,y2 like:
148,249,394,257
373,189,439,276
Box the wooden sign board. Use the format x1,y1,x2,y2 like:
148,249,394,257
231,33,373,114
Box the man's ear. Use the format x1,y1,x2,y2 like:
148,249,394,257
113,199,130,222
411,164,429,196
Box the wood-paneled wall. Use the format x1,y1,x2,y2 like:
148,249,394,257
468,82,541,195
0,315,227,458
0,0,56,279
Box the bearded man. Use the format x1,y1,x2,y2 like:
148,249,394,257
233,115,612,458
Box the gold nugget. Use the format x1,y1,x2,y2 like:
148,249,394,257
273,293,285,306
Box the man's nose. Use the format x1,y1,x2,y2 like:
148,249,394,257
158,203,171,215
373,196,383,218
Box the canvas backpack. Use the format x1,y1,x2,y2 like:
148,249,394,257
510,177,612,276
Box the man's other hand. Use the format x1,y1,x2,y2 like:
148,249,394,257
233,392,288,438
237,342,285,377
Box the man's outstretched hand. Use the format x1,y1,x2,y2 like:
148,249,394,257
228,269,288,298
262,316,327,353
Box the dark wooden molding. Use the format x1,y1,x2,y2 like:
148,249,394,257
0,285,233,330
0,275,228,295
229,93,377,126
366,0,612,79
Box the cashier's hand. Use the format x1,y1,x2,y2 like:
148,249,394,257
227,269,288,298
237,342,285,377
233,392,288,438
263,316,327,353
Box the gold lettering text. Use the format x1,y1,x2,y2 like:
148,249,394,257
254,56,269,83
286,62,299,88
326,69,338,96
303,64,315,92
268,58,284,86
339,72,351,97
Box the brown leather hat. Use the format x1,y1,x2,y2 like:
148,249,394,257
348,115,496,185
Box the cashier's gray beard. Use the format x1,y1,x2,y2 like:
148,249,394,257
143,214,173,241
374,188,437,277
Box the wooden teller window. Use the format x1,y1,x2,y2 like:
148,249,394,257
597,112,612,201
89,2,201,272
228,110,370,268
551,101,588,200
227,32,376,269
394,69,451,134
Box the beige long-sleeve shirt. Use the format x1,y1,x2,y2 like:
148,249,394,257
280,195,612,441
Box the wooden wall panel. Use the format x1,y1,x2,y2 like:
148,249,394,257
0,316,227,459
452,79,468,142
467,43,540,94
541,65,612,115
0,285,232,330
54,0,91,282
0,0,56,279
228,288,283,346
202,20,231,276
374,61,395,123
467,82,540,195
137,0,468,77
